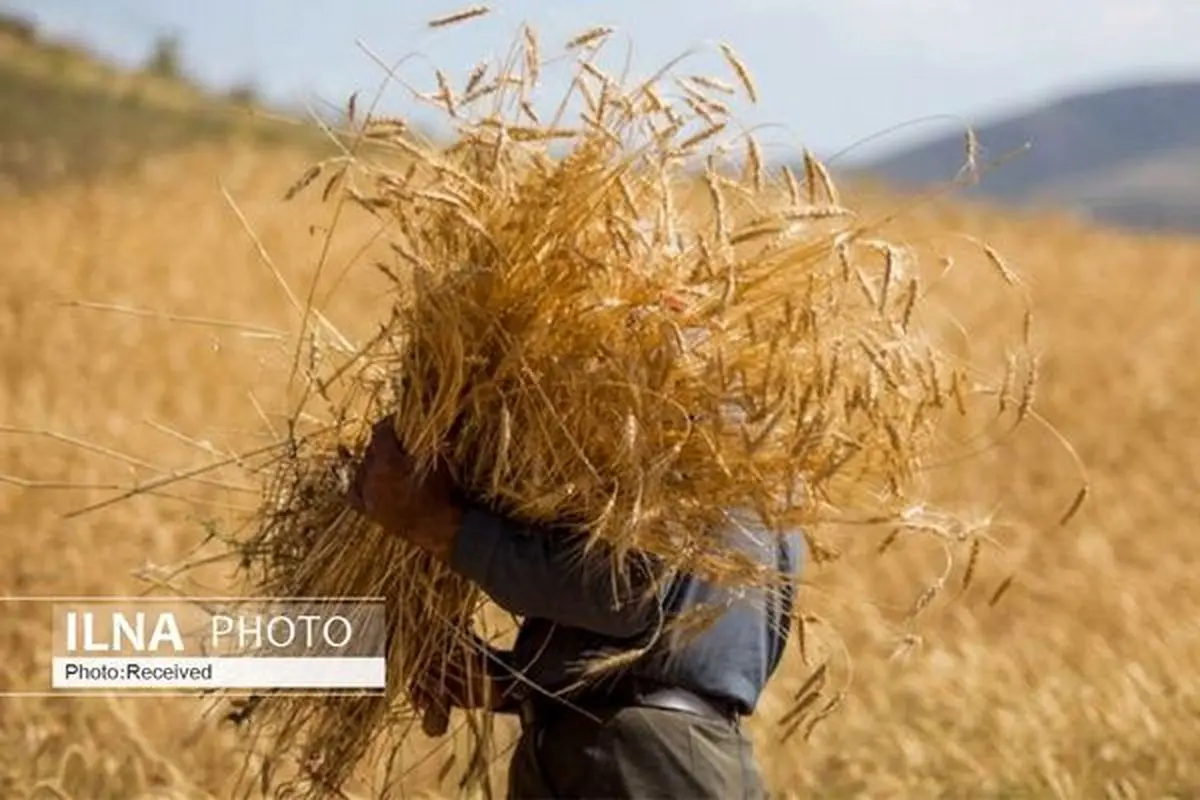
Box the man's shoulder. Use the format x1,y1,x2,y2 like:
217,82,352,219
714,509,804,553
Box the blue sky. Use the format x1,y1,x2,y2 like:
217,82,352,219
4,0,1200,161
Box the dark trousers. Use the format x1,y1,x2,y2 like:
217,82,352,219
506,704,767,799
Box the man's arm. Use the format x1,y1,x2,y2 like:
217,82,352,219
347,417,661,638
448,505,661,639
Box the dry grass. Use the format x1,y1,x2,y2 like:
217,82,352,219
0,49,1197,800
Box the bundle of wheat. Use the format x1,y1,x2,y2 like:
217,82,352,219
224,14,1043,797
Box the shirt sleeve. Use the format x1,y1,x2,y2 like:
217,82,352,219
449,505,661,639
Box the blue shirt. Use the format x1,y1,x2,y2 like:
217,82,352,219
451,505,803,714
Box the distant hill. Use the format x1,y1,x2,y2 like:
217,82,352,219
0,13,324,193
854,81,1200,234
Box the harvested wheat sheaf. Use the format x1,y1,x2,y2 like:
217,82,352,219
226,17,1044,798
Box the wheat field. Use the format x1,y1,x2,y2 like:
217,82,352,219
0,140,1197,799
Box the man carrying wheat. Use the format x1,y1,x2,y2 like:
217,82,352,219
351,415,803,799
222,19,1046,798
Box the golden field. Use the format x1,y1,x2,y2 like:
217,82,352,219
0,141,1197,799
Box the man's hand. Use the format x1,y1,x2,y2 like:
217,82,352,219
347,416,464,563
409,640,515,736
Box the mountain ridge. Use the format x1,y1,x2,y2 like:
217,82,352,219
855,79,1200,233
